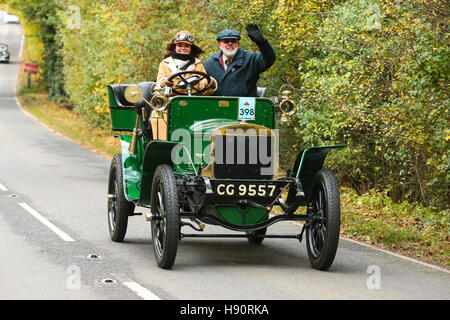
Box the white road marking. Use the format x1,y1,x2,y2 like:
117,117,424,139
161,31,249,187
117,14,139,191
0,182,8,191
14,96,34,119
122,281,161,300
18,203,75,242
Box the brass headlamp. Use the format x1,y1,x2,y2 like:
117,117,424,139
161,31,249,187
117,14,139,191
278,85,296,122
149,87,169,119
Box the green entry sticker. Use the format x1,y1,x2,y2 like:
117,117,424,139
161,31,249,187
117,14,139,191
238,97,256,120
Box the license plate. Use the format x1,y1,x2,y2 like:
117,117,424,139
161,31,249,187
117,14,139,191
214,182,281,197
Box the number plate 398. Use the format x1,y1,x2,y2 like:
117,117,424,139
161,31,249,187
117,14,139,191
238,97,256,120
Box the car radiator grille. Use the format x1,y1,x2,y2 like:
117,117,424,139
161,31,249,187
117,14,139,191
213,134,274,179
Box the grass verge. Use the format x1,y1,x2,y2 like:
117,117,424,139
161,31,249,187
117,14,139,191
340,188,449,268
17,76,449,270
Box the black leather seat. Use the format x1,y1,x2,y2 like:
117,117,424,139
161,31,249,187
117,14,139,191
108,84,135,107
107,82,156,139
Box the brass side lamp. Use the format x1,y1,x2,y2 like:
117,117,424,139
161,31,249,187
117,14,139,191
149,87,168,119
278,85,297,122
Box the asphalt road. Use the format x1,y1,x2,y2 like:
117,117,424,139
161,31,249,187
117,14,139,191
0,22,449,301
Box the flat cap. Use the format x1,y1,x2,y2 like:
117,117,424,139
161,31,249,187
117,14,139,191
216,29,241,41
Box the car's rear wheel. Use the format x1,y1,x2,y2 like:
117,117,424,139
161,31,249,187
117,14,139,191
151,165,180,269
108,154,135,242
306,168,340,270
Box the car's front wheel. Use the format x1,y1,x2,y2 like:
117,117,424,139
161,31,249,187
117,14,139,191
306,168,340,270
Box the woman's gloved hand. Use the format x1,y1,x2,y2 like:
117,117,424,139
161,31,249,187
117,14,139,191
160,78,174,88
245,24,265,45
204,77,218,95
210,77,218,91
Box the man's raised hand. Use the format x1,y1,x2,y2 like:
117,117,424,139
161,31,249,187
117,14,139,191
246,24,265,45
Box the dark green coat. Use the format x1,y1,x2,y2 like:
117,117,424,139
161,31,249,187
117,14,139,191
203,40,276,97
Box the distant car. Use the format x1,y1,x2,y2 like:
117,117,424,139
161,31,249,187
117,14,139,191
0,43,10,63
3,14,20,24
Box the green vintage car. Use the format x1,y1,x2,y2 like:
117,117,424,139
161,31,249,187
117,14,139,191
107,71,344,270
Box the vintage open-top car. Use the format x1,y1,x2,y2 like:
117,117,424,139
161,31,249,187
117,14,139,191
107,71,344,270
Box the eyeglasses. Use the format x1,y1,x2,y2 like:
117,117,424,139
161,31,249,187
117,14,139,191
174,33,195,43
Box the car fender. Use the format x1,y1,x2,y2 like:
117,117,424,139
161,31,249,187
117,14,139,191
114,134,143,201
291,145,345,197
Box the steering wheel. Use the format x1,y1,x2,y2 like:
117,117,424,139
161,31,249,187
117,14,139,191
167,70,212,95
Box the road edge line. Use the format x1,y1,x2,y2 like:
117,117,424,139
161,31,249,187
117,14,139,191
340,236,450,273
18,202,75,242
0,181,8,191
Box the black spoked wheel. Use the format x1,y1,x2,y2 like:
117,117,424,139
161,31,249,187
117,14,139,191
151,165,180,269
108,154,135,242
306,168,340,270
246,227,267,244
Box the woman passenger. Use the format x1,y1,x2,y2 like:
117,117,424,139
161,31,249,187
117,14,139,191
156,30,217,95
152,31,217,140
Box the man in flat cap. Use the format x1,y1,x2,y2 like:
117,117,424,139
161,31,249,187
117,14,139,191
203,24,276,97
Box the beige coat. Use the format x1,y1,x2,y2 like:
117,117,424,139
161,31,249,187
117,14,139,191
152,56,216,140
156,56,216,95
